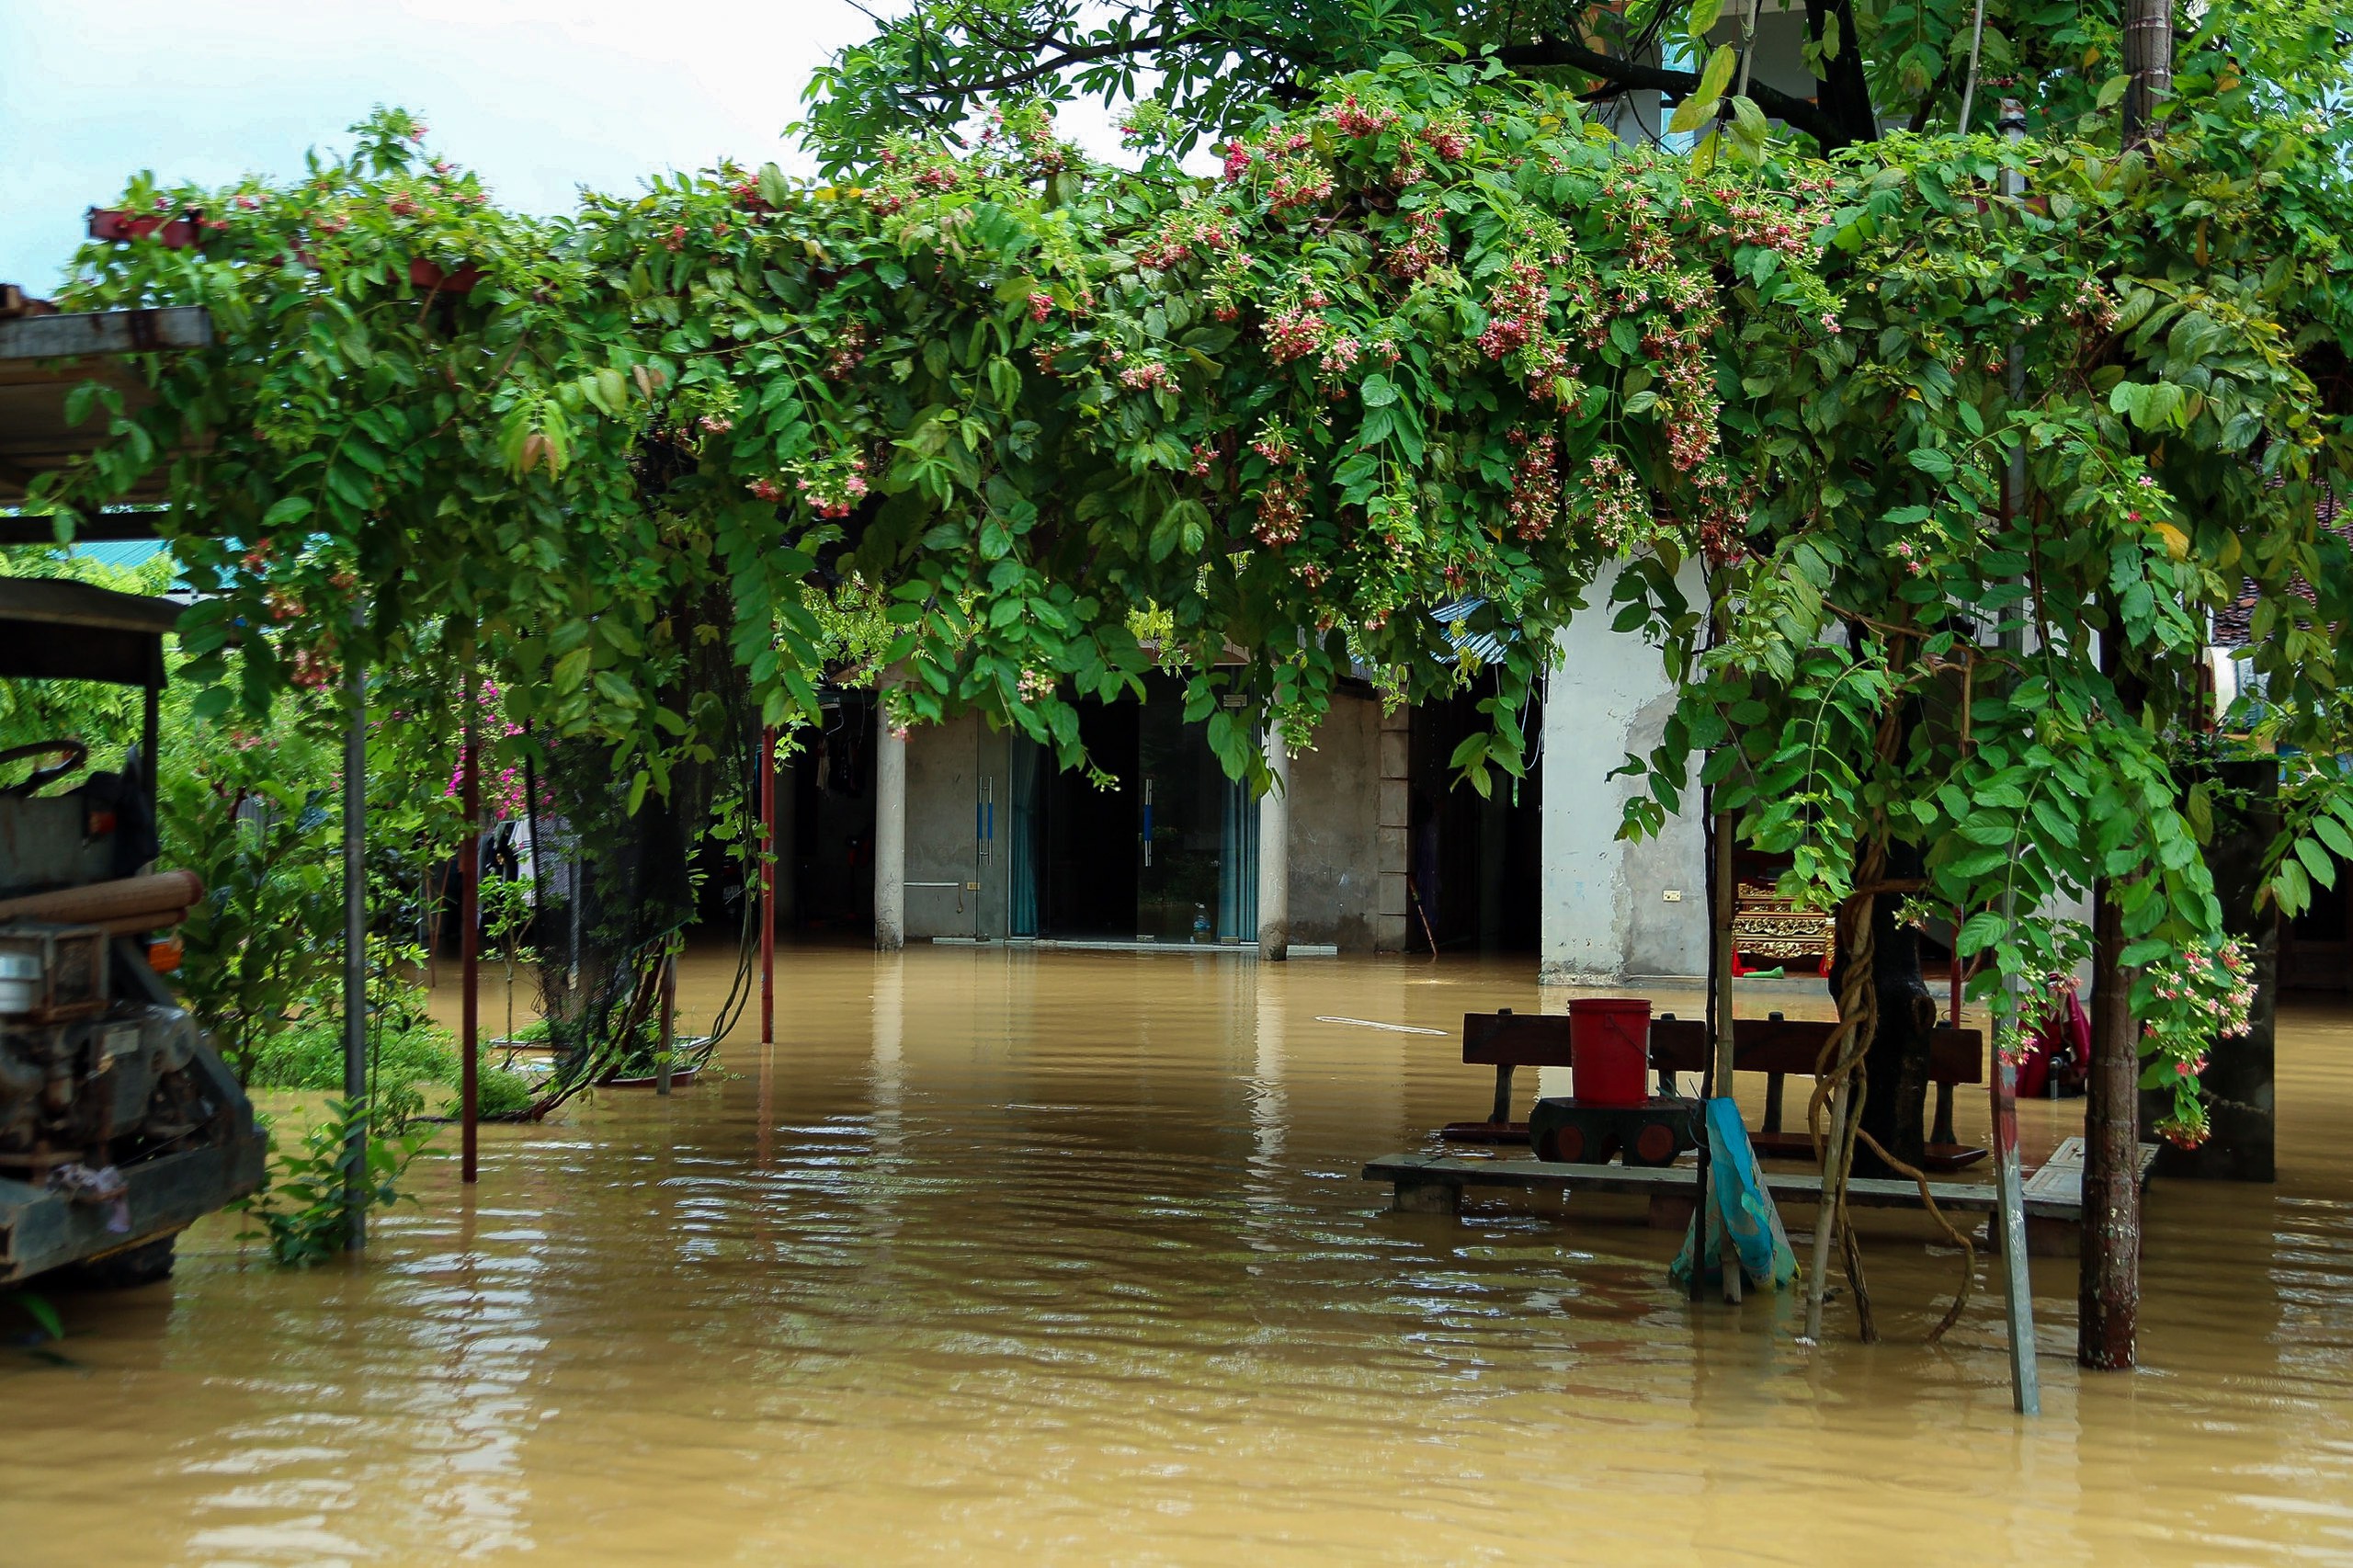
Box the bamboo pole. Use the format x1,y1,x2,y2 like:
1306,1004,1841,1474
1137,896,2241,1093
1711,810,1742,1303
656,949,677,1096
460,672,481,1186
341,604,368,1251
760,723,777,1045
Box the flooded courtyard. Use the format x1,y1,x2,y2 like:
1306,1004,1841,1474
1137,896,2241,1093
6,948,2351,1565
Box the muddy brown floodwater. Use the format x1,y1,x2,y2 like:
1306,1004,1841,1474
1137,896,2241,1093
4,948,2351,1565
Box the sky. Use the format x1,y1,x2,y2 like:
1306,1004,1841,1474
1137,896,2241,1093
0,0,1135,294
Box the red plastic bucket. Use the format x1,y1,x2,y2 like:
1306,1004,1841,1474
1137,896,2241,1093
1568,997,1652,1108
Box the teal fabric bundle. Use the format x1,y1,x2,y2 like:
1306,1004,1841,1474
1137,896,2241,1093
1671,1096,1799,1291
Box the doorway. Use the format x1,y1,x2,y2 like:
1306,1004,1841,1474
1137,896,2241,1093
1016,680,1259,941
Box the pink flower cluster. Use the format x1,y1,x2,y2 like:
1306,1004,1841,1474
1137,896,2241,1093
1267,302,1329,365
798,456,870,519
1477,261,1551,359
1423,118,1472,162
1255,472,1308,546
1327,95,1401,138
1249,421,1295,463
824,322,870,381
1136,211,1233,270
1506,431,1560,542
1119,360,1176,392
1224,129,1331,211
1385,208,1448,279
1575,449,1652,552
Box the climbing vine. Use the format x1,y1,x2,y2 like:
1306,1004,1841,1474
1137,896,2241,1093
22,44,2353,1146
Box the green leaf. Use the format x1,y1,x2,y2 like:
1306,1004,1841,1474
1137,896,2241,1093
552,646,592,693
1727,96,1771,162
1688,0,1725,40
1359,372,1398,408
1699,42,1736,100
262,496,313,530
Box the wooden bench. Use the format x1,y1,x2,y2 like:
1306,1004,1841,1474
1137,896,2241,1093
1448,1008,1986,1167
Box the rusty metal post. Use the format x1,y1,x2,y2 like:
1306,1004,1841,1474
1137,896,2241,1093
460,676,480,1186
760,724,776,1045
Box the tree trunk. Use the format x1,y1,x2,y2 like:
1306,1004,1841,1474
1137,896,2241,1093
2081,615,2147,1369
2081,885,2142,1367
1837,840,1938,1179
1802,0,1883,148
2122,0,2173,145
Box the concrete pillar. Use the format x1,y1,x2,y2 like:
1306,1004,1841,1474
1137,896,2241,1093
1257,730,1290,960
874,708,906,951
1375,706,1412,952
1540,559,1710,983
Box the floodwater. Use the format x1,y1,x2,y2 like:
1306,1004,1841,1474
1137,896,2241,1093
6,948,2351,1566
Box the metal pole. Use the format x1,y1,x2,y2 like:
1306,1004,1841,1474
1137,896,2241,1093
760,723,776,1044
460,671,480,1186
342,605,368,1251
1989,96,2041,1415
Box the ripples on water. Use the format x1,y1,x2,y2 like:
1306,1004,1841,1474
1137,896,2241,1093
4,949,2349,1565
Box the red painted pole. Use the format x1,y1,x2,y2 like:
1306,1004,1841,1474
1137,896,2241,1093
460,676,481,1185
759,723,776,1045
1950,906,1965,1026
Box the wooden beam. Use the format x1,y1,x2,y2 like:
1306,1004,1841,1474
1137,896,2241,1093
1362,1151,2099,1219
0,307,213,361
0,509,171,545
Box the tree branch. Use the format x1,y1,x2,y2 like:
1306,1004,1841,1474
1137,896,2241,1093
1495,38,1847,147
897,31,1178,100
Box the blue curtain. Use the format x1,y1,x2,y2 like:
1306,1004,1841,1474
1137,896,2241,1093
1008,736,1042,937
1216,767,1258,941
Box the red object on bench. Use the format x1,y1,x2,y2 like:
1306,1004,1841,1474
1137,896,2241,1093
1567,997,1651,1107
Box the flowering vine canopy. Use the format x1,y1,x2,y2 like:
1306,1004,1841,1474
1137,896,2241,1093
28,56,2353,1142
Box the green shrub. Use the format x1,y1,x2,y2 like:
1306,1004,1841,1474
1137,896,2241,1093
247,1013,460,1093
477,1065,538,1118
248,1012,540,1120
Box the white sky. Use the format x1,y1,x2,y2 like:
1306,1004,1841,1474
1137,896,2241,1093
0,0,1136,293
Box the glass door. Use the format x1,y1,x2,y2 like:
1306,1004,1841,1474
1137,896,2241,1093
1134,699,1225,941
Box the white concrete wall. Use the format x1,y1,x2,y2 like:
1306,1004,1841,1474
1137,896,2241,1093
1540,561,1710,983
1284,691,1391,950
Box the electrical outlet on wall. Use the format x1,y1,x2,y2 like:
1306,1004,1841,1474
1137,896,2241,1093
1662,889,1684,902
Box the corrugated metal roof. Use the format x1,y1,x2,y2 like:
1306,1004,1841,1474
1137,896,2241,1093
1433,597,1514,665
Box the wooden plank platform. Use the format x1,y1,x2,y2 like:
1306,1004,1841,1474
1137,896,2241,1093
1364,1141,2156,1225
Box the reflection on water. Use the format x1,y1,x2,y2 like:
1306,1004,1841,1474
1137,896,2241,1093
5,949,2351,1565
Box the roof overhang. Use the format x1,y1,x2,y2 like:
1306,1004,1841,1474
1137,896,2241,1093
0,576,180,687
0,305,213,511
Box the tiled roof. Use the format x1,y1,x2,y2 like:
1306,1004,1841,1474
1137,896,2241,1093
2211,489,2348,647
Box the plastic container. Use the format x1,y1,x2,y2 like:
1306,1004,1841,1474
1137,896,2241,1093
0,951,42,1016
1568,996,1652,1107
